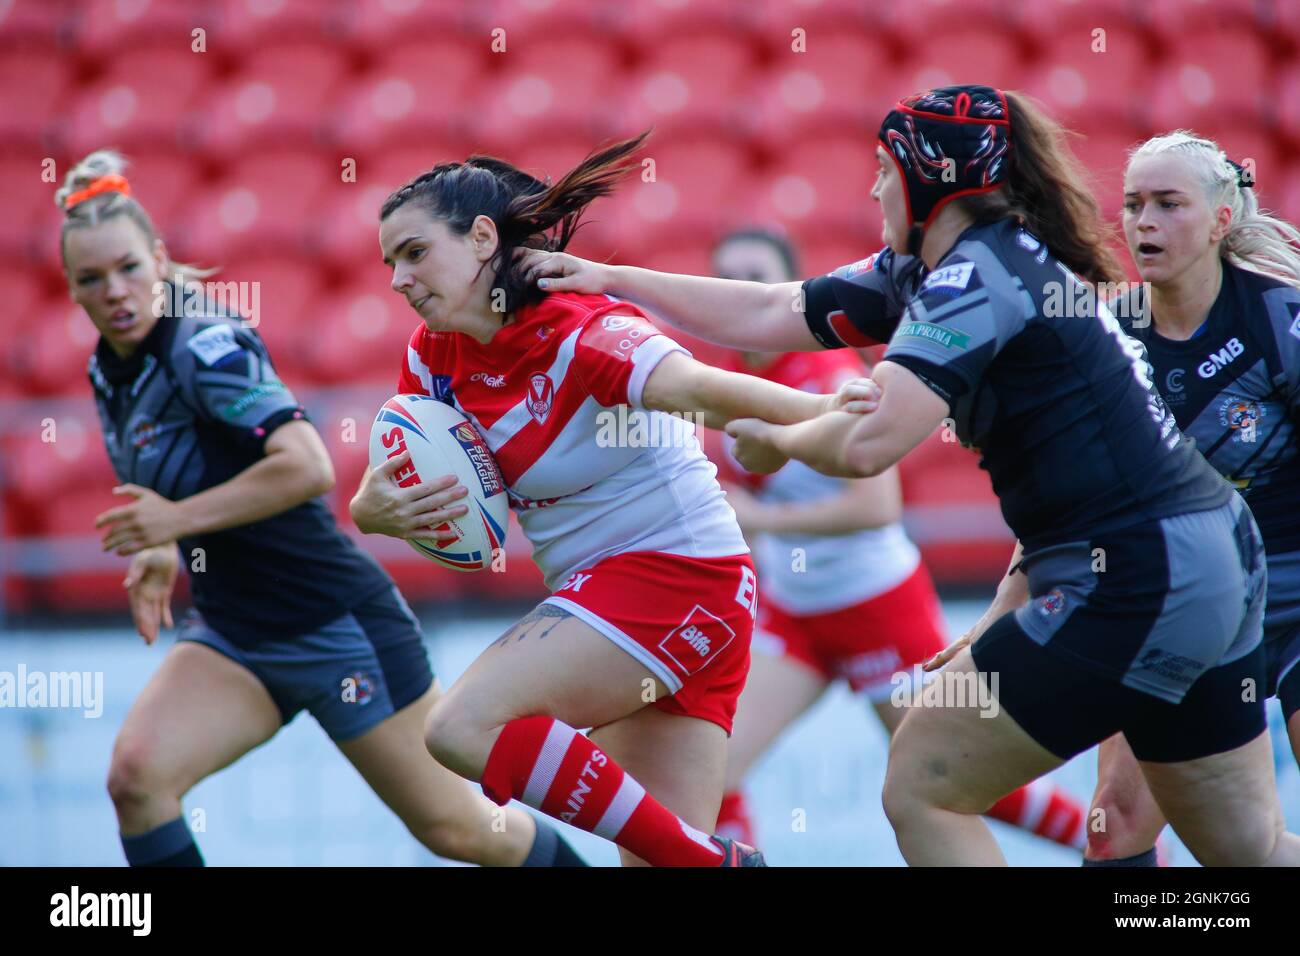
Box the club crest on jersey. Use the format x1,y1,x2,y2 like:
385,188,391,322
1036,588,1067,617
1218,397,1264,433
527,373,554,425
449,422,504,498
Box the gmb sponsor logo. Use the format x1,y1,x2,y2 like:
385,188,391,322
1198,337,1244,378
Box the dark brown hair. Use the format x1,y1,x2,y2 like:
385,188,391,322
957,92,1123,285
381,131,650,313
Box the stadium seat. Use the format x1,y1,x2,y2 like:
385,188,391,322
5,402,111,509
1148,28,1271,128
182,150,336,259
0,47,74,147
612,0,752,47
297,285,415,384
888,0,1022,47
751,32,894,148
1024,26,1152,127
68,0,206,58
212,255,324,383
752,135,877,241
118,151,200,237
196,43,353,153
342,0,480,52
64,57,214,157
1273,65,1300,145
1144,0,1266,35
212,0,349,47
0,151,58,261
621,31,761,136
1068,125,1144,219
331,38,490,150
893,26,1026,94
9,298,100,396
471,32,624,148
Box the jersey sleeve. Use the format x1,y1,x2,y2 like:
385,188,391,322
572,311,691,408
182,322,306,453
1260,283,1300,421
801,247,926,349
882,255,1027,407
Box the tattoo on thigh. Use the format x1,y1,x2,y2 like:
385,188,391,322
492,603,572,648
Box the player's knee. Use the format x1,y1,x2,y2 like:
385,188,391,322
106,738,166,811
423,696,485,777
1184,816,1277,867
410,813,488,862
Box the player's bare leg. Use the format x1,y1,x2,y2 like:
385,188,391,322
337,680,539,866
108,642,282,862
1085,733,1168,863
423,603,746,866
882,648,1064,866
590,707,727,867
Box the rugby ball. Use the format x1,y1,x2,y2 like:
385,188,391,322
368,394,509,571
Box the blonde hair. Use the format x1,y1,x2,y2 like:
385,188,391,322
56,149,216,283
1127,130,1300,287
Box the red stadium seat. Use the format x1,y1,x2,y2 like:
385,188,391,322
1068,126,1144,220
196,43,352,153
614,137,753,237
751,32,894,148
0,151,60,261
298,285,415,384
1274,65,1300,145
1281,167,1300,225
5,402,111,508
892,26,1026,94
471,32,624,148
1015,0,1137,42
119,152,200,237
0,0,65,47
1147,28,1271,128
331,38,490,149
182,150,336,258
888,0,1022,47
1203,127,1281,202
752,135,878,242
613,0,752,47
0,47,74,147
342,0,482,52
69,0,204,57
621,31,761,136
213,0,349,46
1024,26,1152,127
1145,0,1266,36
8,298,100,396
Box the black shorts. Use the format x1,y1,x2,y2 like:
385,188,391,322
972,614,1267,762
971,496,1269,763
1264,621,1300,722
180,585,434,742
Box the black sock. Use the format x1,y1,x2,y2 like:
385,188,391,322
1082,847,1157,867
520,818,588,867
121,816,205,867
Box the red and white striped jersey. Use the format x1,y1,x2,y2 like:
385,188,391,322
399,292,747,588
719,350,920,614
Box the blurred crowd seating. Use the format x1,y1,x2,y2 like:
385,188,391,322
4,0,1297,614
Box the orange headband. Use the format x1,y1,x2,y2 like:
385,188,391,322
63,173,131,209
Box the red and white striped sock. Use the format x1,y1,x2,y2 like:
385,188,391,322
715,791,757,848
481,716,726,867
986,778,1087,850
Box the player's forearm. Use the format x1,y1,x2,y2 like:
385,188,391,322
687,366,826,430
175,450,334,537
606,266,807,350
764,412,871,478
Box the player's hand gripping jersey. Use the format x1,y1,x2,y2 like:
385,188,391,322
400,291,748,588
717,350,919,614
802,218,1230,552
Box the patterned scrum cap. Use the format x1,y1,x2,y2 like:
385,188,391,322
878,85,1012,231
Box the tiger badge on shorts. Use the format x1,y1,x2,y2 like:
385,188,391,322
1036,588,1067,617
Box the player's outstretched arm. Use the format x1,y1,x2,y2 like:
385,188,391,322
641,351,878,431
726,361,946,479
518,250,820,351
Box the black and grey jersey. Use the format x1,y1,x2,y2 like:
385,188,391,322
89,286,393,645
1121,262,1300,629
801,217,1230,553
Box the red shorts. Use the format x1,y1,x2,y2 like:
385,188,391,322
544,550,757,734
755,562,947,701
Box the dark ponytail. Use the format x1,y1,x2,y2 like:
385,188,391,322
957,92,1124,285
381,131,650,313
